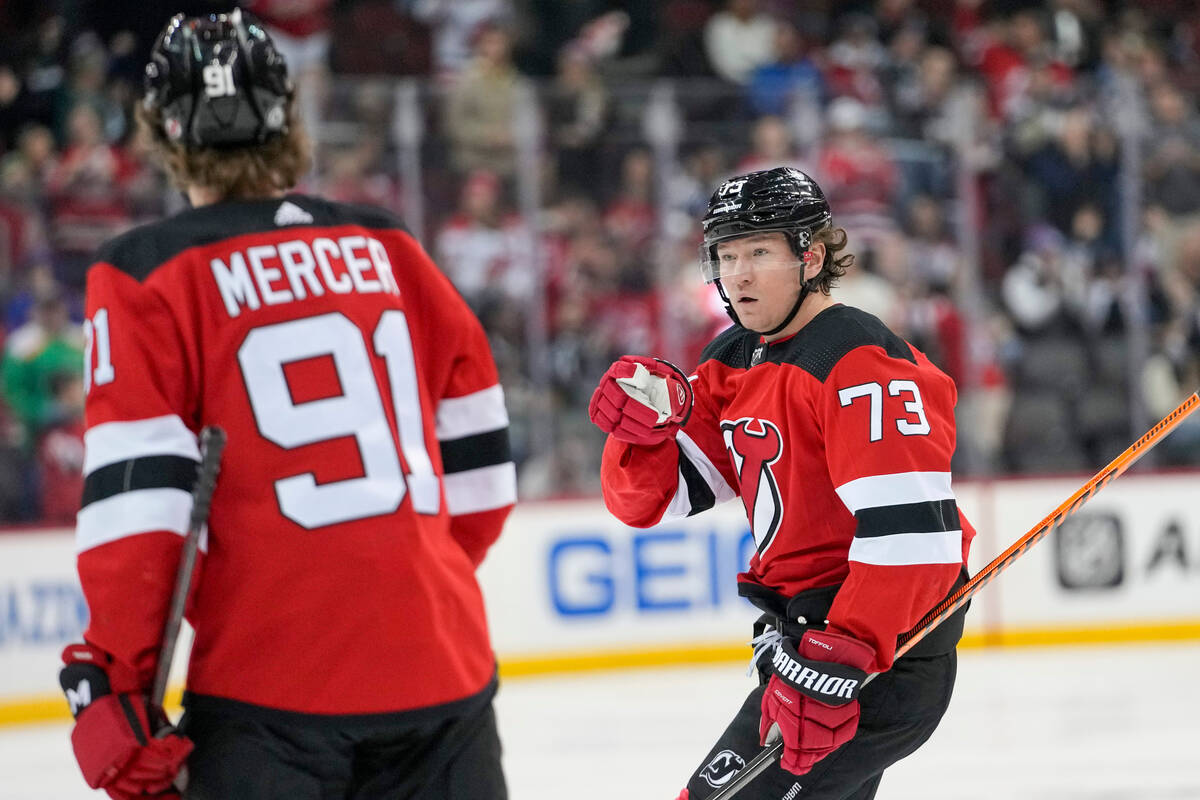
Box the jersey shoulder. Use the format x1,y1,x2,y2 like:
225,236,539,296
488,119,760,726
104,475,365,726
777,304,916,382
698,324,756,370
95,194,411,283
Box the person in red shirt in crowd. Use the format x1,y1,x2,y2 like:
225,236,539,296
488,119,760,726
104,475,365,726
37,371,85,524
589,167,972,799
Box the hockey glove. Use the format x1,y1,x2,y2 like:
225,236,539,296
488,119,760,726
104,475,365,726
59,643,192,799
759,630,875,775
588,356,693,446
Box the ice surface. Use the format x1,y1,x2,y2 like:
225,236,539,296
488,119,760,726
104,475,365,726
3,642,1197,799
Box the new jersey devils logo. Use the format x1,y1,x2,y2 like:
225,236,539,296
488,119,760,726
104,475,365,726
721,417,784,554
700,749,746,789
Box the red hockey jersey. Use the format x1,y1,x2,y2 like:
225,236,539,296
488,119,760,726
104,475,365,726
76,195,515,715
601,305,974,672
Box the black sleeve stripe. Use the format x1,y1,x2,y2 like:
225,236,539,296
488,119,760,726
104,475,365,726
440,428,512,475
677,442,717,517
81,455,199,509
854,499,960,538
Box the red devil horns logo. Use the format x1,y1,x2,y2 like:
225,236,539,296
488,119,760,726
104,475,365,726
721,418,784,554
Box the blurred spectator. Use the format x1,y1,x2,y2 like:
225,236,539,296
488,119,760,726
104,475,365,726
328,1,432,76
603,147,658,259
669,140,729,221
0,65,24,149
816,96,899,236
736,114,812,173
319,139,398,210
890,45,959,143
702,0,779,86
824,13,887,108
444,21,522,178
1,123,58,201
244,0,334,131
11,16,67,135
45,103,135,287
1000,224,1079,337
1143,82,1200,219
36,369,84,523
904,194,959,291
58,32,127,144
747,22,824,117
974,9,1075,122
408,0,514,78
0,289,83,450
546,43,612,197
1021,106,1118,244
435,169,530,307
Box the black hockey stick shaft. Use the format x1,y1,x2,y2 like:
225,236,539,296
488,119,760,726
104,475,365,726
706,392,1199,799
150,426,227,710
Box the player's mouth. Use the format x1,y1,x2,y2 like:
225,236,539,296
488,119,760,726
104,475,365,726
736,297,758,306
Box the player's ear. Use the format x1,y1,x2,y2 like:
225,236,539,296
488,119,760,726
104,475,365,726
802,242,825,281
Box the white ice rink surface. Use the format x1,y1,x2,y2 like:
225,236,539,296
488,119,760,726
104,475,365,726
3,641,1198,799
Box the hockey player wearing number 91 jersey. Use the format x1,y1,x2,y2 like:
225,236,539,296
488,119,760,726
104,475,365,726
589,167,974,800
57,10,515,800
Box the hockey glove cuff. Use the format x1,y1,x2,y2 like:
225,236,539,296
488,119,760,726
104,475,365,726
60,644,191,799
759,630,875,775
589,356,693,446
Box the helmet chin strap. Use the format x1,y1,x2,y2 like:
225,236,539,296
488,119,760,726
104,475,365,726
716,276,820,337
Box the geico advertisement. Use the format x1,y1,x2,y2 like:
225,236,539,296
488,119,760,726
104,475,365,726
477,500,765,655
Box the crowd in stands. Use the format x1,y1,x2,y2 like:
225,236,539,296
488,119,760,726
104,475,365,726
1,0,1199,520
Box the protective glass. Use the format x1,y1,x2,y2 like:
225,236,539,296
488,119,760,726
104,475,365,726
698,228,804,284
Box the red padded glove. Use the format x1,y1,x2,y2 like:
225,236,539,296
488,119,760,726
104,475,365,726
59,644,192,799
759,630,876,775
588,356,693,446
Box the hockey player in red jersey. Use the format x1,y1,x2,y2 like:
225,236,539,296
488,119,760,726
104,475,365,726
589,167,973,799
57,10,514,799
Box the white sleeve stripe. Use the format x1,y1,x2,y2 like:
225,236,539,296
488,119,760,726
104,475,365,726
436,385,510,441
847,530,963,566
83,415,199,476
676,430,736,504
664,471,693,519
835,471,954,513
75,488,202,554
443,462,517,515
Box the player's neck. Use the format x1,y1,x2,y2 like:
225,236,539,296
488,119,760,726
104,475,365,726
761,291,836,343
186,186,288,208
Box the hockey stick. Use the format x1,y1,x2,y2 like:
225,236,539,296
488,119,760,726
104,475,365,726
706,391,1200,800
150,425,227,711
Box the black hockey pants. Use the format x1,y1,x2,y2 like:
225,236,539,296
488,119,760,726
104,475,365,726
178,689,506,800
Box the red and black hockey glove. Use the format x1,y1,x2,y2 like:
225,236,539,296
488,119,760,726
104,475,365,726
588,356,693,446
759,630,876,776
59,643,192,799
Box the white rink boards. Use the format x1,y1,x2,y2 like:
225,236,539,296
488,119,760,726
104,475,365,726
2,640,1198,800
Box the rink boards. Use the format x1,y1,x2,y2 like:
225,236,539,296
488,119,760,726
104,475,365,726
2,470,1198,724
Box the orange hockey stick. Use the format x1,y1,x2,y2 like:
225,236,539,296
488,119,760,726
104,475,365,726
707,391,1200,799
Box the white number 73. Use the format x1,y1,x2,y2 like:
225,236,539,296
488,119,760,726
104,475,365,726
837,380,930,442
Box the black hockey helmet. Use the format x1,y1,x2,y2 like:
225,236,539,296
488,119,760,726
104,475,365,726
698,167,834,335
699,166,832,283
143,9,291,148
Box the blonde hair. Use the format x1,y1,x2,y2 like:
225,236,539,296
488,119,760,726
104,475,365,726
136,101,312,199
810,226,854,292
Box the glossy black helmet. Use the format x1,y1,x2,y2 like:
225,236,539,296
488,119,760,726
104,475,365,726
699,167,832,283
143,9,291,148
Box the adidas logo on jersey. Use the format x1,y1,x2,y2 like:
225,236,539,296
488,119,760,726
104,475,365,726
274,201,314,226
